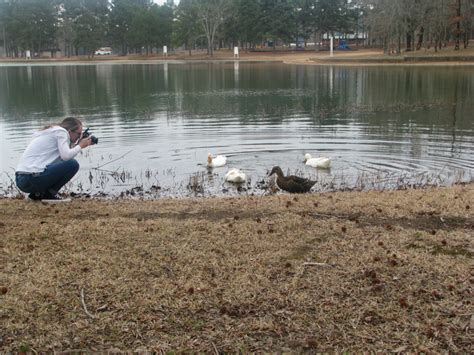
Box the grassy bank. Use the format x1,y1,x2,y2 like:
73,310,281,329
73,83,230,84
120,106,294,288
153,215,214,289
0,184,472,352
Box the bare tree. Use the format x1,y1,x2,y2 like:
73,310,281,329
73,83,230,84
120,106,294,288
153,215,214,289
361,0,409,53
461,0,472,48
424,0,451,52
358,0,470,52
194,0,230,56
454,0,462,49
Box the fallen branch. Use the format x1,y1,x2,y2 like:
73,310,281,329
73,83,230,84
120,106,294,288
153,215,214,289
302,262,333,268
93,150,133,170
305,212,352,220
211,341,219,355
80,288,97,319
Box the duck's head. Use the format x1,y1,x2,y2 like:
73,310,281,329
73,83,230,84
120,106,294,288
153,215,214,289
207,153,213,164
304,153,312,162
269,166,284,177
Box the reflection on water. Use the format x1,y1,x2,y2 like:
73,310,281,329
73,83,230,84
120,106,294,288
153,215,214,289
0,62,473,197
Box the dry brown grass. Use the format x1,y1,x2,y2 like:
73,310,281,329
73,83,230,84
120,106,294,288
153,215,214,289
0,184,473,352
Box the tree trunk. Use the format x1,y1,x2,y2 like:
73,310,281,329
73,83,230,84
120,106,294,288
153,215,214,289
208,33,213,56
416,27,424,50
454,0,461,50
406,31,412,51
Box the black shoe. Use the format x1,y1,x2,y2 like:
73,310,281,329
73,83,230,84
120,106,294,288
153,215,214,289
28,192,42,201
41,194,71,204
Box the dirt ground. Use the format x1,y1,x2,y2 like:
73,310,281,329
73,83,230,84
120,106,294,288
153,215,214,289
2,46,474,66
0,184,472,352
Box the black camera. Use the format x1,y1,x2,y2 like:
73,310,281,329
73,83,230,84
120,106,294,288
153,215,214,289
82,128,99,145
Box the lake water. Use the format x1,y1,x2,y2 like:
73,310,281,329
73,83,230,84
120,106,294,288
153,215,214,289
0,61,473,197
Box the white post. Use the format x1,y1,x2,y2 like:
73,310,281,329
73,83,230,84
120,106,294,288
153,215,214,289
163,45,168,57
233,46,239,59
330,37,334,57
26,50,31,60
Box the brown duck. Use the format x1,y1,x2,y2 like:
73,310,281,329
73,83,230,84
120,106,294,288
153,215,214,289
269,166,316,193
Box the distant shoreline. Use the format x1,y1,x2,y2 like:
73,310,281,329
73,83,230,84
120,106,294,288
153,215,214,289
2,47,474,66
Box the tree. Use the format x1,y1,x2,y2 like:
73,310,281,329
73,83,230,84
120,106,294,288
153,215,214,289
297,0,317,46
173,0,201,55
0,1,11,57
58,5,75,57
108,0,136,55
461,0,472,48
0,0,58,57
63,0,109,58
127,6,149,52
108,0,172,55
194,0,231,56
149,3,173,50
424,0,451,51
234,0,262,49
221,1,240,48
357,0,474,52
259,0,297,49
453,0,462,50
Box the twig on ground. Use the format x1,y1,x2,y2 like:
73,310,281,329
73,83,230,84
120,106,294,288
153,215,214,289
93,150,133,170
287,261,335,293
302,262,334,268
306,212,349,220
94,168,120,174
80,288,97,319
211,341,219,355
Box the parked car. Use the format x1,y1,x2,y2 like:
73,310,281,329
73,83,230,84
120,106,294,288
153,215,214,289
95,47,112,55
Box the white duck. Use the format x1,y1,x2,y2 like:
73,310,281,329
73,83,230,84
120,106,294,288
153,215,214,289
304,153,331,169
225,168,247,183
207,153,227,168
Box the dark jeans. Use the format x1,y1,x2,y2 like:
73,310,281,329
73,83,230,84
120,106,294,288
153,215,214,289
16,159,79,197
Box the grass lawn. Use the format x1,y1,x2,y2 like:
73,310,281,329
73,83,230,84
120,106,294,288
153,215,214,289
1,183,472,352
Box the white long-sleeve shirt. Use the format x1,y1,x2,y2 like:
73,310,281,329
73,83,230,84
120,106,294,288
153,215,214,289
16,126,82,173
